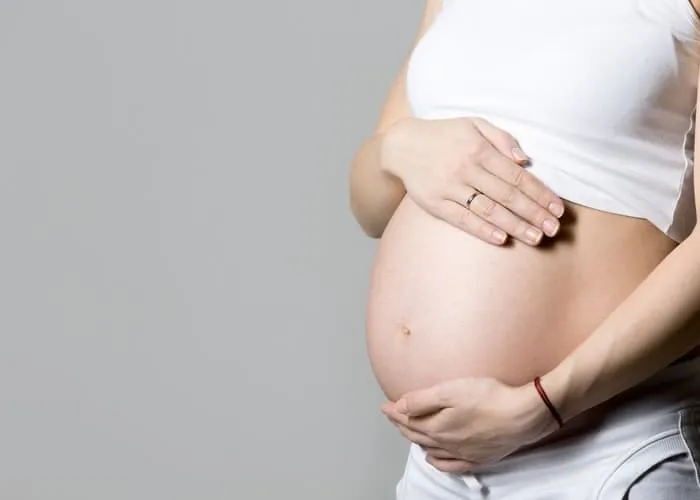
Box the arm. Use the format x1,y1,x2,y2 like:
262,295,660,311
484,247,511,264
379,9,700,473
349,0,443,238
382,108,700,470
538,64,700,424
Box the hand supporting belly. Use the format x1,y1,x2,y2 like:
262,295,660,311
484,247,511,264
380,375,558,474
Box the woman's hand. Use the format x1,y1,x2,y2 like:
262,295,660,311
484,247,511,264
381,117,564,245
381,377,558,474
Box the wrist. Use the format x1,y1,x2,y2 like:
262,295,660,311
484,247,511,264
537,359,581,424
512,381,561,445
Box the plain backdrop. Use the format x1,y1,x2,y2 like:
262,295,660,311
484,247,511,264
0,1,422,498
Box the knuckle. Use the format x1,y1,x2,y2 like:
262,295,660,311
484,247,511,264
446,161,465,184
500,185,519,205
463,139,490,159
509,166,526,187
480,197,498,218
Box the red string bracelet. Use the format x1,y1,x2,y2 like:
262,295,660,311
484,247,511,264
533,376,564,428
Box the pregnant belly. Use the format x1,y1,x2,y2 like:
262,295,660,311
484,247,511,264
366,198,676,402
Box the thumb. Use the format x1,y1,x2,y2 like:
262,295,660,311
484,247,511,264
397,385,449,417
472,118,529,166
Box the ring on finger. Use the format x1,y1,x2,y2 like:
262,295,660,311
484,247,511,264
464,188,482,210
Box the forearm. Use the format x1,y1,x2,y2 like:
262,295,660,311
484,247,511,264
349,130,406,238
541,230,700,422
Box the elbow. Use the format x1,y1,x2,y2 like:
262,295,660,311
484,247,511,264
361,224,384,239
350,198,385,239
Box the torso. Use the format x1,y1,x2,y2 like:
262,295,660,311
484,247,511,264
367,200,679,401
365,0,700,401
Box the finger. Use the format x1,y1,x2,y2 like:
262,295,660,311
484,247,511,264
425,455,474,474
464,158,562,238
435,199,508,245
471,118,529,165
449,187,544,246
423,446,460,460
397,386,449,418
477,149,565,223
383,403,412,426
393,423,441,448
384,405,440,437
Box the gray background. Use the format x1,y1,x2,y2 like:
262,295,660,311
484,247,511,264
0,1,421,498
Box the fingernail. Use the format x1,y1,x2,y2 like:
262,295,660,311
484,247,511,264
492,229,507,244
526,227,542,244
549,202,564,218
543,219,559,236
511,147,529,164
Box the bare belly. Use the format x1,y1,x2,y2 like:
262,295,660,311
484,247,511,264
365,197,677,402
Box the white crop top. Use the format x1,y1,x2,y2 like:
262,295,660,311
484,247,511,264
406,0,700,242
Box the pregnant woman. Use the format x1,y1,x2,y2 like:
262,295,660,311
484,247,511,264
350,1,700,498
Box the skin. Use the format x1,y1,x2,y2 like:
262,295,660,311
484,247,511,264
379,118,564,244
348,1,564,243
353,0,700,475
